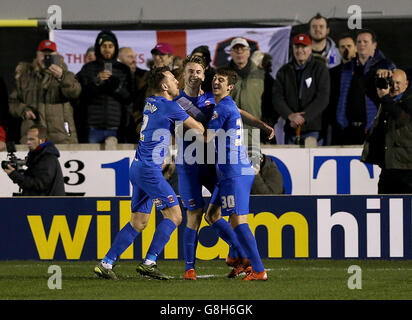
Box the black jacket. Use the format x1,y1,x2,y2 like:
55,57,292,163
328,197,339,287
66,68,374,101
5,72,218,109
8,142,65,196
362,85,412,169
273,55,330,134
76,31,132,129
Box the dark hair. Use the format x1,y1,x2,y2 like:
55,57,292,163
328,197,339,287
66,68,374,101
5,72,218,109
29,124,47,140
191,45,211,65
148,66,171,92
356,28,377,43
183,54,207,71
308,13,329,28
337,33,355,45
215,67,238,86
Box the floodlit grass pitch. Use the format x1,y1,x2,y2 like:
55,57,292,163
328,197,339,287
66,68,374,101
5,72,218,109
1,259,412,300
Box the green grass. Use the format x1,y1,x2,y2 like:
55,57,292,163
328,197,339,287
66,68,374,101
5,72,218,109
1,259,412,300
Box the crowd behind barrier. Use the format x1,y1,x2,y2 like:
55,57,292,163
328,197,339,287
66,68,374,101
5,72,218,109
1,13,412,195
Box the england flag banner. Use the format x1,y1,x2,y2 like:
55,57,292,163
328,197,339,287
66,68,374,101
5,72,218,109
52,27,291,76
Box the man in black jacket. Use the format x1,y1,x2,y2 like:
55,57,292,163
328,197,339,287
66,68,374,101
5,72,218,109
3,125,65,196
362,69,412,194
273,34,330,145
76,30,132,143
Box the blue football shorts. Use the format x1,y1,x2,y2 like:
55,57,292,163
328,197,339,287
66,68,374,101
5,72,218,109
209,174,255,216
176,163,217,211
129,159,179,213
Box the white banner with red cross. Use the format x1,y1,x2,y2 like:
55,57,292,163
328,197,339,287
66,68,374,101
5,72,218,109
53,27,291,76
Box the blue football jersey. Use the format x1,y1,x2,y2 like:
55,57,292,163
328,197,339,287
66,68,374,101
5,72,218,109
174,90,215,126
135,95,189,168
174,90,215,166
207,95,254,179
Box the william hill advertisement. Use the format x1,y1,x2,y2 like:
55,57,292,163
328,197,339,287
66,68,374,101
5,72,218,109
0,195,411,260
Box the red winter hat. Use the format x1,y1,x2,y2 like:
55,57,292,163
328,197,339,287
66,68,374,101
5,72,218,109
37,40,57,52
293,34,312,46
151,42,174,55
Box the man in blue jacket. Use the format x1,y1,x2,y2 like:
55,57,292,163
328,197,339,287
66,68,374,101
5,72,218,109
336,29,396,145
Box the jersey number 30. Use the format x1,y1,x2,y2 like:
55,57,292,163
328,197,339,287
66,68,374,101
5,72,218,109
221,195,235,209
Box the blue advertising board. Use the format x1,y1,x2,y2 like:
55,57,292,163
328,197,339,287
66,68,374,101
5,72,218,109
0,195,411,260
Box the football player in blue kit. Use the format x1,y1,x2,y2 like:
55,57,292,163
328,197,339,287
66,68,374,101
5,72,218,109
205,67,268,281
94,66,204,280
175,55,273,280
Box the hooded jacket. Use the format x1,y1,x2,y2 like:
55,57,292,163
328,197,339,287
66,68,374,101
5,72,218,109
312,37,341,69
76,30,132,130
8,141,65,196
9,56,80,144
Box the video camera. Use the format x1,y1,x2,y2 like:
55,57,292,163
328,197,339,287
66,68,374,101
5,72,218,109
375,75,394,90
1,142,26,172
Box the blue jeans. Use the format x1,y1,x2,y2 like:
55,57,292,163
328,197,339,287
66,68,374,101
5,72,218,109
88,127,118,143
285,130,322,146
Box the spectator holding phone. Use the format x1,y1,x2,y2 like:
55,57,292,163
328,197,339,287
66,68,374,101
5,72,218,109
76,30,132,143
8,40,80,144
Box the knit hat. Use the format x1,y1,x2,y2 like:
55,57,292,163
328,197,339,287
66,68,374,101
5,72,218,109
191,45,211,66
94,30,119,60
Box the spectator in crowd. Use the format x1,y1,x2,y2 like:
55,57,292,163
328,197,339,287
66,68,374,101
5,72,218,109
84,46,96,64
308,13,341,69
76,30,132,143
191,45,215,92
336,29,396,145
228,37,275,163
0,77,9,150
323,33,357,145
361,69,412,194
151,42,175,69
251,50,279,144
3,124,65,196
250,152,284,194
171,55,184,88
72,46,97,143
273,34,330,145
8,40,80,144
118,46,148,143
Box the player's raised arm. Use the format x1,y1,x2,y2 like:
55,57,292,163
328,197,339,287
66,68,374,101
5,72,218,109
183,116,205,135
238,108,275,140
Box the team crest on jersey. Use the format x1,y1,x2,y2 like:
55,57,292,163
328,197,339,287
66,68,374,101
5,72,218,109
168,195,175,203
205,100,212,107
211,111,218,120
153,198,162,206
189,199,196,207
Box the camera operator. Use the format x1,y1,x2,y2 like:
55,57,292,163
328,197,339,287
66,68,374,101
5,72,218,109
3,125,65,196
361,69,412,194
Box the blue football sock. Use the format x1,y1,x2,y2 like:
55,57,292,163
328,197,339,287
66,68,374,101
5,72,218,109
145,218,176,263
183,226,199,271
234,223,264,273
228,246,238,259
210,218,247,259
103,222,139,265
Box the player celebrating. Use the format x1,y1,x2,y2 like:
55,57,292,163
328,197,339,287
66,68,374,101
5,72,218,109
94,66,204,280
175,55,273,280
205,67,268,281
